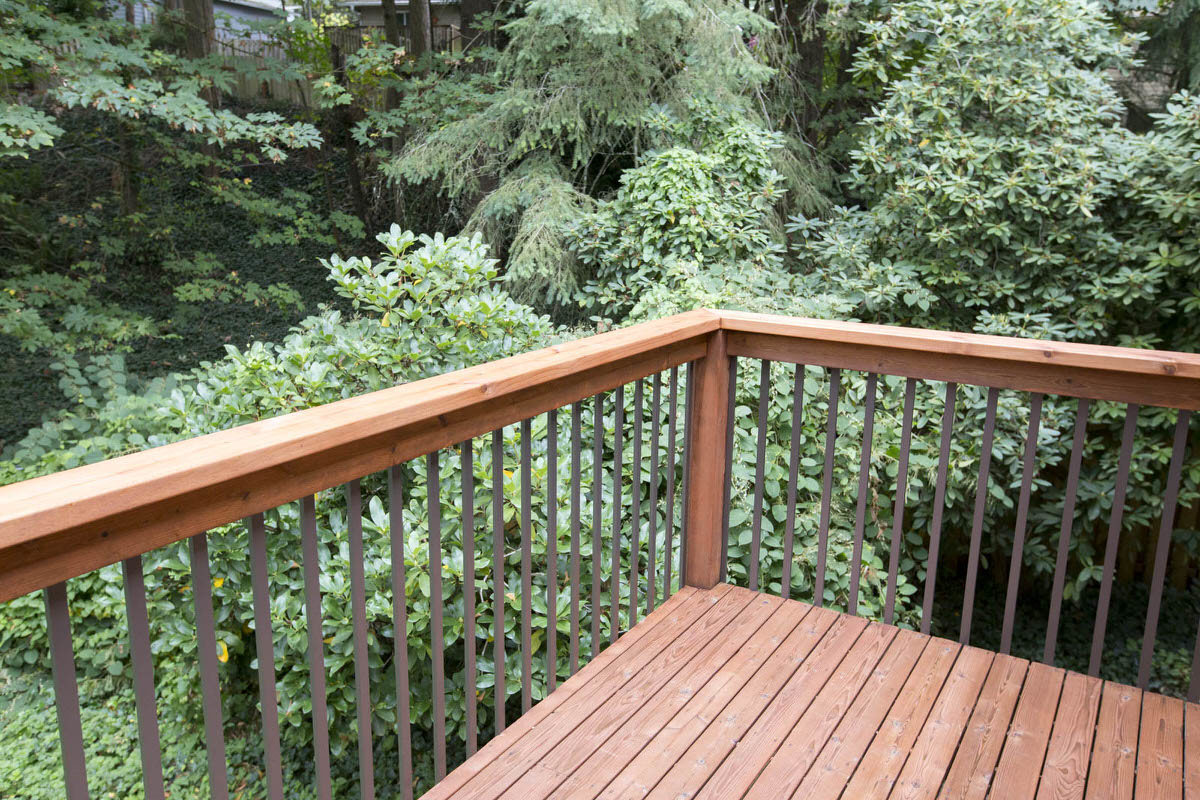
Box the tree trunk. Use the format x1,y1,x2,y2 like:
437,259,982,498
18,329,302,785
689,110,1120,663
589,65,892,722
790,0,828,141
459,0,493,52
116,121,140,215
407,0,432,71
332,43,369,228
380,0,403,50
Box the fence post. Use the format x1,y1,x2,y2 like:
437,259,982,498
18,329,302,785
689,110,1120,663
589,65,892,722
683,329,732,589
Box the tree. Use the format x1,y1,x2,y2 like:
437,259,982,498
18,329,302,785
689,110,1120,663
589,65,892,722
390,0,794,311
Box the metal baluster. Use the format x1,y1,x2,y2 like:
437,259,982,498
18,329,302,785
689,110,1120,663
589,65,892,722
491,431,506,733
569,402,582,675
663,367,679,600
191,532,231,800
960,388,1000,645
647,373,661,613
429,453,446,779
1043,399,1090,663
848,374,878,616
1000,393,1043,653
389,466,413,800
345,481,375,799
630,380,643,625
45,582,89,800
591,395,604,659
249,513,284,800
611,385,624,643
782,365,805,601
1138,410,1191,687
750,360,771,592
884,379,918,626
300,497,332,800
122,554,165,800
921,382,958,635
1090,404,1140,676
815,368,841,606
462,442,478,755
520,419,533,713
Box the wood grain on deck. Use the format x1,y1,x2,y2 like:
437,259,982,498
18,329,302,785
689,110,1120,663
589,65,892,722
421,585,1197,800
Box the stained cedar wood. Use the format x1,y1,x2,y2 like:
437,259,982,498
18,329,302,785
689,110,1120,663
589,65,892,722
788,631,929,799
423,587,1191,800
738,622,899,799
584,599,815,800
681,328,730,589
651,613,867,799
840,638,963,798
7,309,1200,602
939,654,1028,800
1137,693,1185,800
496,592,781,800
598,602,838,799
991,662,1067,800
1036,672,1103,800
422,585,743,800
0,311,717,603
417,585,700,800
1087,682,1143,800
890,646,994,800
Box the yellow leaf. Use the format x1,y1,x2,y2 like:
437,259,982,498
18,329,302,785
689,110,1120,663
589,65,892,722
381,311,391,328
918,138,929,148
213,577,224,589
217,641,229,663
324,636,334,645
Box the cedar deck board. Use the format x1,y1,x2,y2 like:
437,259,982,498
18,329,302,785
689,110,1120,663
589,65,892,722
420,586,1192,800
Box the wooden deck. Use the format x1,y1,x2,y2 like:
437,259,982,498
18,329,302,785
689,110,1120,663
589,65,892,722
421,584,1195,800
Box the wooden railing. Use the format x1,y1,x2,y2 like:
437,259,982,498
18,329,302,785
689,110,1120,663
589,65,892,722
0,309,1197,800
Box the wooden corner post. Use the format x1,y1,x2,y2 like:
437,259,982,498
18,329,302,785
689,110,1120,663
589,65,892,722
683,328,732,589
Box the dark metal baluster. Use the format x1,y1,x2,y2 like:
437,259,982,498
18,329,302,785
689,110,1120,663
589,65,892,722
345,481,375,799
122,554,165,800
884,378,918,626
630,380,643,626
848,374,878,616
1043,399,1090,663
750,360,771,592
428,453,447,779
921,382,958,635
570,402,582,676
249,513,284,800
648,373,661,613
1090,405,1140,676
300,498,332,800
45,582,89,800
1138,410,1191,688
491,431,507,733
389,466,413,800
1000,393,1043,654
591,395,603,660
611,384,624,643
462,441,478,755
520,418,533,714
719,359,737,584
191,533,230,800
546,409,559,693
960,388,1000,646
663,367,679,600
782,365,805,601
815,368,841,606
680,363,695,584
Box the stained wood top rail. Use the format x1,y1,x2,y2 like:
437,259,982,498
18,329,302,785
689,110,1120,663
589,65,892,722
1,308,1198,603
